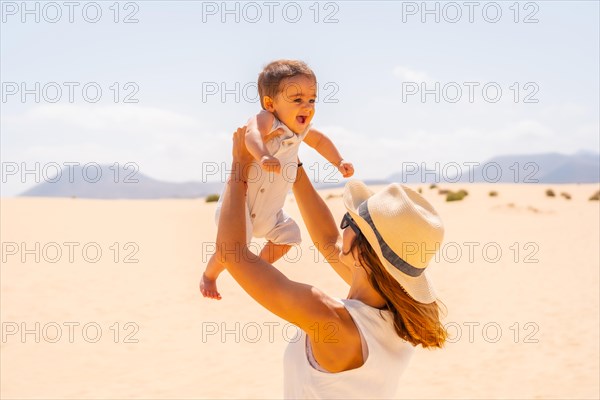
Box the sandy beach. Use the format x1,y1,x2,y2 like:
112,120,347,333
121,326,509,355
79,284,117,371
1,183,599,399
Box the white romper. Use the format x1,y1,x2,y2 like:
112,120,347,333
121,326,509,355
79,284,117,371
283,298,416,399
215,117,311,245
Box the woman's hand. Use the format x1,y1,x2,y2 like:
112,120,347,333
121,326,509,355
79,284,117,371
231,126,254,182
232,126,253,164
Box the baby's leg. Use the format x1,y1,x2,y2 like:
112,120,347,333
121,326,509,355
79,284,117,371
200,253,224,300
261,210,301,263
201,241,285,300
201,201,253,300
259,241,292,264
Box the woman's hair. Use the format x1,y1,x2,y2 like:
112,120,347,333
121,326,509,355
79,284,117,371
257,60,316,110
350,233,448,349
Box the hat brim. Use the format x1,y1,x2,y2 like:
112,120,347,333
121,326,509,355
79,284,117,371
343,180,437,304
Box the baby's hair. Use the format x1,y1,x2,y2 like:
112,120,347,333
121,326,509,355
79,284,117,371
257,60,316,110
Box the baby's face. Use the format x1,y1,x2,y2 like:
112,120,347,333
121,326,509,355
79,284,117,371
267,75,316,134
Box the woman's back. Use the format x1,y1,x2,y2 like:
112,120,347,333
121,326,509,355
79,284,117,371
283,298,416,400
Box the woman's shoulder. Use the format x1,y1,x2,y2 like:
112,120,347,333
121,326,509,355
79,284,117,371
324,298,391,324
308,297,367,373
309,295,413,371
340,299,405,343
314,295,355,324
340,298,391,318
342,299,416,352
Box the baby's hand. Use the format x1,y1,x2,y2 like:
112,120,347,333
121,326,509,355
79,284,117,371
261,155,281,174
338,160,354,178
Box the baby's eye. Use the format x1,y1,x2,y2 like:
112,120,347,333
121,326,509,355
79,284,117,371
293,98,302,103
309,99,316,104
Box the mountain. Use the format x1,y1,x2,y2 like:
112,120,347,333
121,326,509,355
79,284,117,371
18,163,391,199
18,152,599,199
387,152,599,184
541,152,600,183
466,152,599,183
314,179,391,190
19,164,223,199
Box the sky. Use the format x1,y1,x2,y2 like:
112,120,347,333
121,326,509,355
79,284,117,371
1,0,599,196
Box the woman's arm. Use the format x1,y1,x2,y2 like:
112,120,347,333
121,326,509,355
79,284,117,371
215,127,342,333
292,165,352,285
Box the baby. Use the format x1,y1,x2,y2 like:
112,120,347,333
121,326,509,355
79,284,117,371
200,59,354,300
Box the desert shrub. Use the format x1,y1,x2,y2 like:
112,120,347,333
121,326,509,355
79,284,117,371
457,189,468,197
589,191,600,201
560,192,571,200
418,188,422,194
546,189,555,197
205,194,220,203
438,189,450,195
489,191,498,197
446,191,467,202
429,184,437,189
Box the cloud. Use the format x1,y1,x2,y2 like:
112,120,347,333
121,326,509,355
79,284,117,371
392,66,432,83
9,103,202,138
498,119,553,140
1,104,232,195
1,100,596,197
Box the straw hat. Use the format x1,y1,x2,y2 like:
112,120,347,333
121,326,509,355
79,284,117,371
343,180,444,304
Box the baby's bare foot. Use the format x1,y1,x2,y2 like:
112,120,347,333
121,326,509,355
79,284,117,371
200,272,222,300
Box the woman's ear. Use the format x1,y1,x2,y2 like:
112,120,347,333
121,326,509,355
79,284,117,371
351,244,363,266
351,242,372,274
263,96,275,112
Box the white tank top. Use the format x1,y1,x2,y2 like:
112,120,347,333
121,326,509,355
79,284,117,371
283,298,416,399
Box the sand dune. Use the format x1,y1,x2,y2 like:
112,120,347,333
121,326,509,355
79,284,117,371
1,183,599,399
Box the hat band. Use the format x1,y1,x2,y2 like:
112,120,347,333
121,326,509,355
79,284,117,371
358,202,424,277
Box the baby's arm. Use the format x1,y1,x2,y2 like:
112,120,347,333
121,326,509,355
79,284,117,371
246,110,281,174
303,129,354,178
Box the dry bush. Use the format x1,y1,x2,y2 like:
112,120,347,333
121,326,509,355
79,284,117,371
446,191,467,202
205,194,220,202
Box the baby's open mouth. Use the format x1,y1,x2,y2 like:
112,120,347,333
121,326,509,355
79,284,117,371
297,116,307,124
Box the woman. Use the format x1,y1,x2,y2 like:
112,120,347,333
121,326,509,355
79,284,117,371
214,127,448,399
